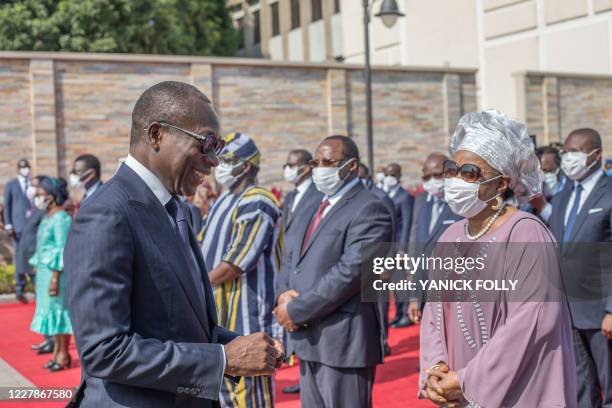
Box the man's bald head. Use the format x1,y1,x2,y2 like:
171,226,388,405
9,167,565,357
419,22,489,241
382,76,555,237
130,81,213,147
566,128,602,152
423,152,447,170
385,162,401,178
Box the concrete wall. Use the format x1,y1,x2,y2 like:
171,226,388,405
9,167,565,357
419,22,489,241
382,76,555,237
0,51,476,195
518,71,612,159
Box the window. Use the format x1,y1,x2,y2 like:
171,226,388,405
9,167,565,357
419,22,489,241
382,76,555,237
236,17,245,49
311,0,322,21
253,10,261,44
291,0,300,30
334,0,341,14
271,2,280,36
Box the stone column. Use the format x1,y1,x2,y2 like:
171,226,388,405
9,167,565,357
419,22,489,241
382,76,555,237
326,68,348,135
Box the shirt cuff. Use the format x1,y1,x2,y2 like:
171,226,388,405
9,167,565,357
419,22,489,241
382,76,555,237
218,345,227,395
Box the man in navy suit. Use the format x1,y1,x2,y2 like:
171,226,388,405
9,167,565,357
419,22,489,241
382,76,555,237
65,81,282,408
549,128,612,408
3,158,33,303
275,136,392,407
69,154,103,205
407,153,462,323
381,162,414,327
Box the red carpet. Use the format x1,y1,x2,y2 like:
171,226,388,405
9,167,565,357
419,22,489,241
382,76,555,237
0,302,433,407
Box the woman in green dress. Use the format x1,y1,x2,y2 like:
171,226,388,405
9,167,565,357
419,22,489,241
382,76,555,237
29,177,73,372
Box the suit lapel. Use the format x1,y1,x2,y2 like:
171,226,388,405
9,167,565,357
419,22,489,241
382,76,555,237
554,182,573,240
187,221,218,329
284,190,297,230
419,198,433,244
568,175,608,242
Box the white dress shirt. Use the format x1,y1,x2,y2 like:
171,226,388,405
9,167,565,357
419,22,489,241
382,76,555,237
564,169,605,225
322,177,360,217
291,177,312,213
82,180,102,202
387,184,401,199
17,174,29,193
124,154,227,379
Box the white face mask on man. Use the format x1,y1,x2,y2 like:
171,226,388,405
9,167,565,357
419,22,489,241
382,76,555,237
423,178,445,197
312,159,353,196
19,167,30,178
26,185,37,201
283,166,300,184
444,175,501,218
561,149,599,181
382,175,399,192
542,170,559,196
215,161,246,189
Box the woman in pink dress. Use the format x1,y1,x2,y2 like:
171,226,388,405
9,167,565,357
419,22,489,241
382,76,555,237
419,110,576,407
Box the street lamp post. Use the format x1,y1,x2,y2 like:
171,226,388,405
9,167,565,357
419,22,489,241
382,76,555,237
361,0,404,172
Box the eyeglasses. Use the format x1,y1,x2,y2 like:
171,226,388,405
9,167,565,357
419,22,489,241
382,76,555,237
158,121,225,155
443,160,499,183
308,158,347,168
421,172,444,182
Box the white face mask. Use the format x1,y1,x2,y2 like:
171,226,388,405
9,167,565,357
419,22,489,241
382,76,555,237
312,160,352,196
19,167,30,177
374,172,385,184
69,173,84,190
215,161,245,189
542,170,559,197
423,178,445,197
382,175,399,192
444,176,501,218
34,195,49,210
283,166,300,184
561,149,598,181
26,185,37,201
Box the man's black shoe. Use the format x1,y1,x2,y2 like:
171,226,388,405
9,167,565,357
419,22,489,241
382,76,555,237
31,339,51,350
36,342,54,354
282,384,300,394
392,316,412,328
16,294,28,304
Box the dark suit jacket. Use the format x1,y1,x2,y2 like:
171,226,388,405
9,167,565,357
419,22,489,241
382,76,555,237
65,165,239,408
282,181,323,235
2,178,30,234
549,173,612,329
411,194,462,303
389,186,414,251
276,181,392,368
368,182,397,241
17,209,44,272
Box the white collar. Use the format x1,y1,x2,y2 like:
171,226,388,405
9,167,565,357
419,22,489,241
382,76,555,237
296,177,312,194
125,154,172,206
576,168,604,192
85,180,102,197
326,177,360,205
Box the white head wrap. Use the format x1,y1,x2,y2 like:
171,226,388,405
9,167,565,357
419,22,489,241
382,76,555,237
450,109,543,203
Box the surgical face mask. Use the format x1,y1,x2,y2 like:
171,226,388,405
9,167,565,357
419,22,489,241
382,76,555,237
382,175,398,192
283,166,300,183
312,160,352,196
375,172,385,184
34,195,49,210
26,185,37,201
542,170,559,197
423,178,444,197
19,167,30,177
444,176,501,218
561,149,598,181
69,173,84,190
215,161,245,189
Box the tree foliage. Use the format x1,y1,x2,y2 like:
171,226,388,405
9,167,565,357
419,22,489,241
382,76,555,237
0,0,239,56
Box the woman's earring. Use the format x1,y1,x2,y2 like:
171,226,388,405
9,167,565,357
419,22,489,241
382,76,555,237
491,196,504,210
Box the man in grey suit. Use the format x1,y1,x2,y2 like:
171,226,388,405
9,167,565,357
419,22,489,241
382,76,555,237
274,135,392,407
3,158,33,303
65,81,283,408
381,162,414,327
548,128,612,408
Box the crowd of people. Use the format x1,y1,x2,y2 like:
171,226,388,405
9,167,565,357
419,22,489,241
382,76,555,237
1,80,611,408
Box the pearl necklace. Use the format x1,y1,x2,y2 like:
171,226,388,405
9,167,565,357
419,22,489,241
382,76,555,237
464,205,505,241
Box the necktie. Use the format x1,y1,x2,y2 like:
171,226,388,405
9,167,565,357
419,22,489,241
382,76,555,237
301,199,330,255
429,198,441,235
165,198,207,302
563,183,583,242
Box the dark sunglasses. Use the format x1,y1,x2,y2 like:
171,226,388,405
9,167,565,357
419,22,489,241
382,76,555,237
421,172,444,182
443,160,486,183
158,121,225,155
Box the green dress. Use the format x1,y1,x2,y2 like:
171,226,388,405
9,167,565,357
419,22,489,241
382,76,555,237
29,210,73,336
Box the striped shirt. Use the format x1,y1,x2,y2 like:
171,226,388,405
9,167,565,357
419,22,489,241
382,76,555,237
200,185,283,338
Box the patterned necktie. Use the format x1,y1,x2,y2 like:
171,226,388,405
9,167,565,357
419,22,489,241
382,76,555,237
301,199,330,255
563,183,583,242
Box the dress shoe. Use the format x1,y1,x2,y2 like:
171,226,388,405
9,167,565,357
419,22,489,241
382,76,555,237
282,383,300,394
16,294,28,304
36,342,54,354
392,316,412,328
31,339,50,350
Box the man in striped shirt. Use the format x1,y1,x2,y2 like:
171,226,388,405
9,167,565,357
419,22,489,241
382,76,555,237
200,132,282,408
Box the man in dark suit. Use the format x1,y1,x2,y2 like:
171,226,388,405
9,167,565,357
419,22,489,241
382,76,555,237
407,153,462,323
358,163,397,355
282,149,322,236
3,158,33,303
280,149,322,394
70,154,103,204
274,135,392,408
381,162,414,327
549,128,611,408
65,81,282,408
